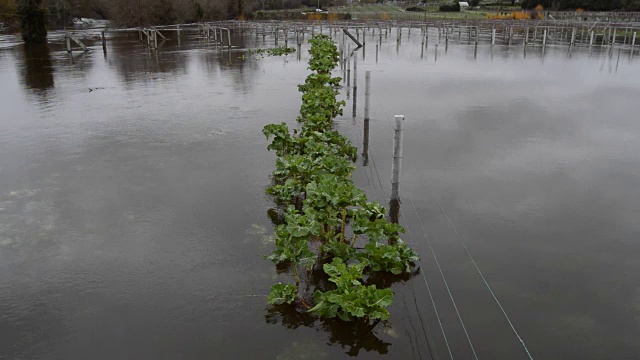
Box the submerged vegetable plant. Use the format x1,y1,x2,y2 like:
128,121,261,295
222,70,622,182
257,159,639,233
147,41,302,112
248,46,296,58
263,35,419,323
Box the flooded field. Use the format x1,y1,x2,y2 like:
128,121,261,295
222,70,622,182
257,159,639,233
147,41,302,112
1,25,639,359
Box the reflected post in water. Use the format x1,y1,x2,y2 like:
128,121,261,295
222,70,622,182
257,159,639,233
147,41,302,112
363,70,371,167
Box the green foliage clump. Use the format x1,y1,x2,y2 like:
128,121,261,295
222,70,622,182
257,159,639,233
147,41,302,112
263,35,419,324
309,259,393,321
0,0,17,22
267,210,318,267
406,6,427,11
439,1,461,11
359,240,419,275
248,46,296,57
308,35,340,74
268,283,298,305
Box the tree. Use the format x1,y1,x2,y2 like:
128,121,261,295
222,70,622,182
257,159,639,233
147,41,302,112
18,0,47,44
0,0,17,21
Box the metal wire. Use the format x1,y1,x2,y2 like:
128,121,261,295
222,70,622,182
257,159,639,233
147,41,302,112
433,196,534,360
400,209,453,360
409,198,480,360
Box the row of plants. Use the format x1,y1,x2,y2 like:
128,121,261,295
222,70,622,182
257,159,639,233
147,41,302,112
263,34,419,324
247,45,296,57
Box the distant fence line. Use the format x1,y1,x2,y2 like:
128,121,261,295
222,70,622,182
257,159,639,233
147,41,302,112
220,19,639,52
68,18,637,56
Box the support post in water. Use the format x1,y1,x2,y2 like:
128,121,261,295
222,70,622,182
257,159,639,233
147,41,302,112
612,28,617,45
347,46,351,87
445,31,448,51
353,52,358,90
364,70,371,121
351,51,358,117
66,34,72,53
101,31,106,54
154,30,158,49
508,26,513,46
391,115,405,201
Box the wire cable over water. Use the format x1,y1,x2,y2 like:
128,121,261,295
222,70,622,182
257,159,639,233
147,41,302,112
409,198,480,360
432,196,535,360
348,106,447,359
357,88,455,359
367,85,534,359
400,209,454,360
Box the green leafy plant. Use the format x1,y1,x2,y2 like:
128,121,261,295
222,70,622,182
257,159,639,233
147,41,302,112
248,46,296,57
263,35,419,323
267,207,319,271
308,35,340,74
322,236,357,260
263,123,296,157
359,240,420,275
268,283,298,305
309,258,393,321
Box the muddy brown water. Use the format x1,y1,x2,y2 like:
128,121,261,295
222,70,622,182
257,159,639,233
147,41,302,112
1,27,639,359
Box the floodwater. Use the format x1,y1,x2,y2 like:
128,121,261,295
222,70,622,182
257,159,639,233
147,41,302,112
0,25,639,359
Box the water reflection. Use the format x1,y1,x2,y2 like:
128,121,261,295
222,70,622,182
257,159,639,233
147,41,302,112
362,118,369,167
100,32,262,94
3,24,640,359
265,264,419,356
266,306,391,356
20,44,54,93
105,42,189,84
218,50,260,94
